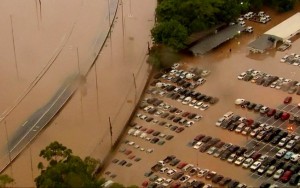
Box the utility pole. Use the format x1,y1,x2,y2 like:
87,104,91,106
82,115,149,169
128,0,133,17
132,73,137,104
10,15,19,79
109,117,113,148
76,47,83,120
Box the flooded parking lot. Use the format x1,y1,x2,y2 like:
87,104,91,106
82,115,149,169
103,4,300,188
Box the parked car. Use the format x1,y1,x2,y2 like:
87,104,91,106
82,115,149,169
284,96,292,104
273,169,284,180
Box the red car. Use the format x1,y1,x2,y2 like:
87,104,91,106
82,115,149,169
182,112,190,117
280,170,293,183
267,109,276,117
281,112,290,121
284,96,292,104
124,150,132,155
146,129,154,134
175,127,184,133
246,119,254,126
170,182,181,188
142,180,148,187
177,162,187,169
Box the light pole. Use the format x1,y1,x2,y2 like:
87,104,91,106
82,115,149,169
10,15,19,79
128,0,133,17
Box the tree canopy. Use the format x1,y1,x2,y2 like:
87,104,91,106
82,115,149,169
35,141,138,188
151,0,298,50
0,174,14,188
35,141,101,188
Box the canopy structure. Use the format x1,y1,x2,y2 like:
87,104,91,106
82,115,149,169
189,24,245,56
248,12,300,53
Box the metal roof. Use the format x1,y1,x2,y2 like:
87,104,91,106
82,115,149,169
247,34,279,53
189,24,245,56
265,12,300,40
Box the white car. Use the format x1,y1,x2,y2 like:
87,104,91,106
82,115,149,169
194,115,202,121
172,63,180,69
160,167,169,174
235,123,246,133
227,153,237,163
273,169,284,180
179,175,190,183
155,177,165,185
278,138,289,147
162,179,173,187
260,106,269,114
290,153,300,162
185,121,194,127
197,78,206,85
241,127,251,135
237,72,247,80
239,21,246,27
193,141,204,149
235,98,245,105
242,158,254,168
234,156,245,166
276,148,287,158
286,140,296,149
207,147,217,155
140,132,147,139
216,117,225,126
182,97,192,105
250,161,261,171
245,26,253,33
167,169,176,176
189,99,198,107
197,169,209,177
200,104,209,111
133,130,141,137
127,128,135,135
194,102,204,109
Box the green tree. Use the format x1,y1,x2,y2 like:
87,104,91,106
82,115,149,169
35,141,101,188
151,19,188,50
0,174,14,188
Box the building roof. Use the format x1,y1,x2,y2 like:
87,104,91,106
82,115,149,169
265,12,300,40
189,24,245,56
247,34,279,53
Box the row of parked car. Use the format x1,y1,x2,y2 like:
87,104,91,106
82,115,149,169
235,97,300,126
144,155,248,188
243,11,271,24
237,69,300,95
189,126,300,186
153,64,210,91
217,111,300,152
235,97,292,121
280,53,300,65
141,97,202,123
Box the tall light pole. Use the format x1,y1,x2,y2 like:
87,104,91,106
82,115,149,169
132,73,137,104
10,15,19,79
128,0,133,17
76,47,83,120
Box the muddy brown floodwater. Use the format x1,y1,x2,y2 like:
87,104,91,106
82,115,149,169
103,4,300,188
1,0,156,187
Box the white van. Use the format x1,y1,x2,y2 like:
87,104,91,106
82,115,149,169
223,111,234,119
